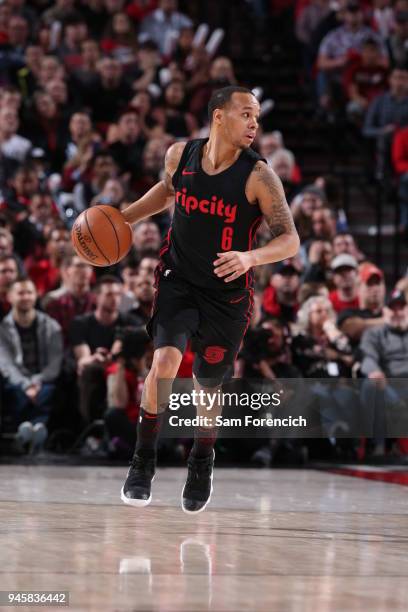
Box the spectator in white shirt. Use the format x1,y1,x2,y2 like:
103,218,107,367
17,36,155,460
0,107,32,163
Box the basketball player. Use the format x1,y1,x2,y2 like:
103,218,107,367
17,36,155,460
120,86,299,513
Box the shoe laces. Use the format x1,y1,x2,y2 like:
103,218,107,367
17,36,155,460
186,455,213,483
129,454,155,477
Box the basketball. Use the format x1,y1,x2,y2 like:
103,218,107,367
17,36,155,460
71,205,133,267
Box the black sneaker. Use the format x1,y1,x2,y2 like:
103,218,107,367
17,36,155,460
121,453,155,507
181,450,214,514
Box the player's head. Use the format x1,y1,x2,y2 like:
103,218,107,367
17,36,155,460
208,86,260,149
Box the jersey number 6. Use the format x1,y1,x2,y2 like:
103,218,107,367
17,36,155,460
221,226,234,251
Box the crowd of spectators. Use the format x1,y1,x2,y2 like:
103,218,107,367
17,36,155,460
1,0,408,464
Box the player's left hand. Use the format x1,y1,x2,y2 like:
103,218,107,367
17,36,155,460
213,251,252,282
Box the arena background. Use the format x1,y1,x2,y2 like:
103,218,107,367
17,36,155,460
1,1,408,611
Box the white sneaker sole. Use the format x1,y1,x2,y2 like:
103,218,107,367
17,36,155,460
120,474,155,508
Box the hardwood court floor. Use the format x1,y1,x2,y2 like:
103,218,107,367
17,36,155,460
0,465,407,611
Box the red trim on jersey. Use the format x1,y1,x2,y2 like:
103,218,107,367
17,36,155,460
159,227,172,257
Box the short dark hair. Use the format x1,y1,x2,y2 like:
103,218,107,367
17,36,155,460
94,274,122,292
0,253,19,267
208,86,254,123
10,275,32,288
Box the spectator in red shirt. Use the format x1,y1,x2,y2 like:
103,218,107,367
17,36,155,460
25,226,72,296
105,326,151,457
392,123,408,233
329,253,360,313
262,260,301,323
343,38,388,122
101,11,139,64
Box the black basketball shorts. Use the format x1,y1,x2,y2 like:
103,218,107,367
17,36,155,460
146,267,254,386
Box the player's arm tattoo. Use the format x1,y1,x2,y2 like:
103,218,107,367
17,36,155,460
251,161,297,239
163,141,187,195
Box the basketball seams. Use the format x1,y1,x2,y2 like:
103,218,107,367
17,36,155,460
84,209,111,265
97,206,120,263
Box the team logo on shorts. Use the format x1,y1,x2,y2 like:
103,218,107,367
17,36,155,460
203,345,227,364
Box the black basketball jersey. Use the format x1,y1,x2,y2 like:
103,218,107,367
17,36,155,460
160,138,265,291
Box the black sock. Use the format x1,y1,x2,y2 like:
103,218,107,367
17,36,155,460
135,408,165,459
191,426,217,458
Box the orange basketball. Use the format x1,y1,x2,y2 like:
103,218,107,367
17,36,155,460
71,205,133,267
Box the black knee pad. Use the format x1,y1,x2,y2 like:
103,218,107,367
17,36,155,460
193,354,233,388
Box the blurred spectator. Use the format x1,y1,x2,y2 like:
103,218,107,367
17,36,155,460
16,45,44,99
45,254,95,344
0,85,22,111
101,11,138,64
386,9,408,67
139,0,193,55
71,39,101,90
292,294,356,436
42,0,76,25
303,239,333,283
317,1,386,109
329,253,360,313
25,91,69,171
338,262,385,343
7,15,29,60
298,281,329,304
296,0,331,49
262,260,300,323
4,164,40,213
132,40,161,94
310,207,337,242
260,131,302,183
13,192,57,259
105,326,151,457
332,231,364,260
0,278,63,450
360,289,408,452
293,295,354,377
291,185,326,241
0,228,14,257
259,131,283,158
138,253,159,279
37,56,65,90
68,275,139,423
371,0,394,40
133,220,161,256
91,178,127,209
57,12,89,69
343,38,389,122
65,111,100,164
86,57,132,125
241,317,299,380
0,254,19,320
391,123,408,233
70,151,118,213
119,257,139,313
153,80,197,137
189,56,236,122
79,0,108,38
0,106,32,164
25,225,72,296
363,67,408,178
129,273,155,323
269,149,301,200
108,109,145,180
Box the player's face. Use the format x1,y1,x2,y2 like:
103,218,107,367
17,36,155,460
220,93,260,149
